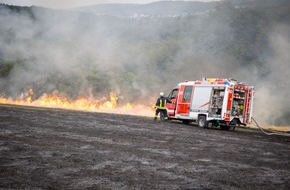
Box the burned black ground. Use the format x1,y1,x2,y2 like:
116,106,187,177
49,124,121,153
0,105,289,189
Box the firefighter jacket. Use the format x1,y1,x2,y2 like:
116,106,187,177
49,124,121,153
155,96,171,110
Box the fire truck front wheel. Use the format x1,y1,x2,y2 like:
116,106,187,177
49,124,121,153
198,115,208,128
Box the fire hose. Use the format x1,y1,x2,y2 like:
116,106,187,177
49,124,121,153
252,117,290,136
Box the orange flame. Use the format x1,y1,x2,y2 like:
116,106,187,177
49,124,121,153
0,89,154,117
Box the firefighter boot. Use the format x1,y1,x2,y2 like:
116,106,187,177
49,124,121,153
154,116,157,121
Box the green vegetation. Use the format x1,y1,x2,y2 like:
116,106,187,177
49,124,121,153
0,61,13,78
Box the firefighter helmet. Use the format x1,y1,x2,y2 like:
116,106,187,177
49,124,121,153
160,92,164,97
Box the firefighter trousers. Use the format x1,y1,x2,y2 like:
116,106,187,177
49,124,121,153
154,108,168,120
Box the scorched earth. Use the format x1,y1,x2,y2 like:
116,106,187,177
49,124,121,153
0,105,289,189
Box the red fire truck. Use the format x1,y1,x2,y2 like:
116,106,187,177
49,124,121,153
166,78,254,130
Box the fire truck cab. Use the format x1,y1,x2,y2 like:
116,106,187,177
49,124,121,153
166,78,254,130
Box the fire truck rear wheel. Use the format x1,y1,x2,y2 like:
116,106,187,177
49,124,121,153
198,115,208,128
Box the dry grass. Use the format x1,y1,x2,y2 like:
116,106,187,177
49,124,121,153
248,123,290,132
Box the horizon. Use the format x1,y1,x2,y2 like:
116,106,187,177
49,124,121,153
0,0,221,9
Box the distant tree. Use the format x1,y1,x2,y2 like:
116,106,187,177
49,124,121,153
0,61,13,78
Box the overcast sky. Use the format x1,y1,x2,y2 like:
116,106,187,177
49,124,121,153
0,0,220,9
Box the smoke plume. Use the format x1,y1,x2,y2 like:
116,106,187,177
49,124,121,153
254,24,290,125
0,3,289,125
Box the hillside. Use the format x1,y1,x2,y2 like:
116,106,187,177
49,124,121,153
77,1,217,18
76,0,290,18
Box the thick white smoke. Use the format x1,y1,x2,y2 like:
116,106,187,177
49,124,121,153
0,3,289,125
254,24,290,125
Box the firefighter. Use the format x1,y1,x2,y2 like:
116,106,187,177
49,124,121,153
154,92,171,121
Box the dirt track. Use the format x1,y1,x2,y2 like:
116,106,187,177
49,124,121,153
0,105,289,190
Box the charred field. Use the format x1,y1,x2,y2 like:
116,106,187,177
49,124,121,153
0,104,289,190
